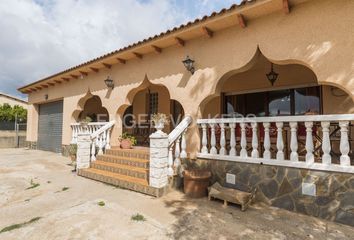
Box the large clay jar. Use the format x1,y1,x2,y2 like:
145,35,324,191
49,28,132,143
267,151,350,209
120,139,132,149
183,170,211,198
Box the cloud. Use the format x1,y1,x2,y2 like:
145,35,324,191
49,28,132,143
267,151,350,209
0,0,240,99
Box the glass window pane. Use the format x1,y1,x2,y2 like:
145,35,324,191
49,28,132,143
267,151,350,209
268,90,291,116
294,87,320,115
245,92,266,117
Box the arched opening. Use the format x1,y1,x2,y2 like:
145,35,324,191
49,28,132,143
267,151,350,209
200,52,354,163
74,95,109,122
121,82,184,146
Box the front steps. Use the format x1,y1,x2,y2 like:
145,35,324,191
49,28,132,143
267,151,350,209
78,147,167,197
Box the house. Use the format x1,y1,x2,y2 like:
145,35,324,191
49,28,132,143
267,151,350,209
18,0,354,226
0,92,28,109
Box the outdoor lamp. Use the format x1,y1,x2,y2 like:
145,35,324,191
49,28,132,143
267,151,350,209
182,55,195,74
266,63,278,86
104,76,114,89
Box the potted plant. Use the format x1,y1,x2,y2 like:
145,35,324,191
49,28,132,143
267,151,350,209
68,144,77,172
119,133,137,149
151,113,170,132
80,116,92,132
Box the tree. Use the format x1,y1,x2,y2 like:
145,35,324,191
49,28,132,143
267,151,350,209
0,104,27,122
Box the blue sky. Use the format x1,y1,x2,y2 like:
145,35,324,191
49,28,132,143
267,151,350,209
0,0,241,99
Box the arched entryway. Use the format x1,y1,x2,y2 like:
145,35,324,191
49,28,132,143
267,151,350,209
200,51,354,162
120,81,184,146
72,94,109,122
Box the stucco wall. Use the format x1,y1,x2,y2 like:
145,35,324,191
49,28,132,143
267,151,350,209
25,0,354,156
0,95,28,109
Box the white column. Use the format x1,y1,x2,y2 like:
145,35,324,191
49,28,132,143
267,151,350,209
276,122,284,160
76,132,91,171
305,121,314,164
240,122,247,158
339,121,350,166
210,123,217,155
251,122,259,158
321,121,331,165
289,122,298,161
180,131,187,159
263,122,271,159
219,123,226,155
201,124,208,154
229,123,236,156
149,131,169,188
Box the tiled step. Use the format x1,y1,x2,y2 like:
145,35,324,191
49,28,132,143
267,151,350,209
106,148,149,160
78,168,165,197
96,154,149,168
90,160,148,180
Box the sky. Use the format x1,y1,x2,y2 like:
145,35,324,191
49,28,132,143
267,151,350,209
0,0,242,100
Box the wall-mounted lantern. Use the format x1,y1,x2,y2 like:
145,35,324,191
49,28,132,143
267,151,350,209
104,76,114,89
266,63,278,86
44,94,48,100
182,55,195,74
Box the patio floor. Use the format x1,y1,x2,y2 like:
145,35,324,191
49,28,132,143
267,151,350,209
0,148,353,240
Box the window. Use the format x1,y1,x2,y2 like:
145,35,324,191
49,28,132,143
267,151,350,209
224,86,321,116
149,92,158,115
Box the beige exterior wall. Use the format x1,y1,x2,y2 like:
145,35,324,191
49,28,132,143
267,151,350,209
0,94,28,109
25,0,354,157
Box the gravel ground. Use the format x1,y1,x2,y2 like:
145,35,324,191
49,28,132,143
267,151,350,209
0,148,353,240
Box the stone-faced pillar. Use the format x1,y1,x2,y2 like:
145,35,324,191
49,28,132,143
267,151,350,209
76,132,91,171
149,131,169,188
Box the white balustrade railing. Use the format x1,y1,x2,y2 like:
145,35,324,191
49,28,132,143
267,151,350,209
89,121,115,161
70,122,106,144
167,116,192,176
196,114,354,173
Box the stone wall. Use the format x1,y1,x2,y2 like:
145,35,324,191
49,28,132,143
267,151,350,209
202,159,354,227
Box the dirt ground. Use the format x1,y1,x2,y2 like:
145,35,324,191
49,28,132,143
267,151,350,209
0,148,353,240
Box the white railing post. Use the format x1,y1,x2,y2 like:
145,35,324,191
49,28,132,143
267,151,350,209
276,122,284,160
219,123,226,155
174,137,181,175
263,122,271,159
91,139,96,161
201,124,208,154
76,132,91,171
210,123,217,155
150,130,169,188
168,145,174,176
321,121,332,165
251,122,259,158
105,129,111,149
180,131,187,159
229,123,236,156
289,122,298,161
305,121,314,164
339,121,350,166
240,122,247,158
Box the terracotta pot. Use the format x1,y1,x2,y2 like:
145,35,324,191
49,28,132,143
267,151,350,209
183,170,211,198
120,139,133,149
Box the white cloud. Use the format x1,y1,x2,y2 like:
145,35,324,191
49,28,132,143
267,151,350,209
0,0,241,99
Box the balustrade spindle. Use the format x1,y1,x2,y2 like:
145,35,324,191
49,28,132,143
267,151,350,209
105,129,111,149
289,122,298,161
321,121,331,165
201,124,208,154
263,122,271,159
219,123,226,155
180,131,187,158
174,137,181,174
210,123,217,154
240,122,247,158
339,121,350,166
168,146,174,176
229,123,236,156
305,121,314,164
276,122,284,160
91,140,96,161
251,122,259,158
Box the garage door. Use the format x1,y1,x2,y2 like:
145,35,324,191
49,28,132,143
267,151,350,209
38,101,63,153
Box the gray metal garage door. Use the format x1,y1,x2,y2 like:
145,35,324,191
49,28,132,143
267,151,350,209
38,101,63,153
